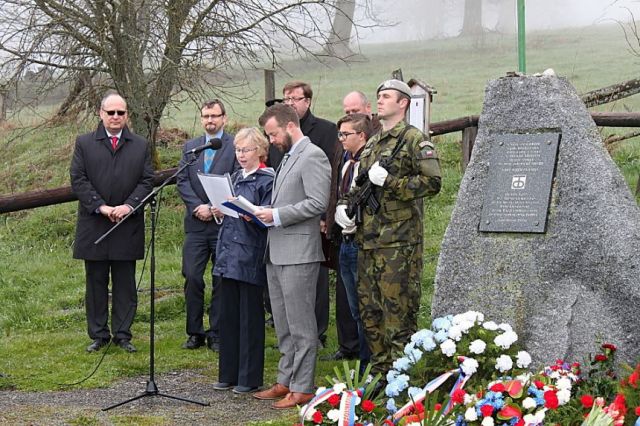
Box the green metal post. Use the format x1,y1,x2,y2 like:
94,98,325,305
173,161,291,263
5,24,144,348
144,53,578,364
517,0,526,73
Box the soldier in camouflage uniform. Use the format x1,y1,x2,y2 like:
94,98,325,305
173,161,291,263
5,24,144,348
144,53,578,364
336,79,441,376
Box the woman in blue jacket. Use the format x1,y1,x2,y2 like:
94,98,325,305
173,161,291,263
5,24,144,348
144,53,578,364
211,128,274,394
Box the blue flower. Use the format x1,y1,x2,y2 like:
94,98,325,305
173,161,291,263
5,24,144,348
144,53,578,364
386,369,400,383
432,316,452,331
407,386,422,399
455,414,468,426
392,357,411,372
421,336,436,351
410,329,435,347
434,329,449,343
386,398,397,413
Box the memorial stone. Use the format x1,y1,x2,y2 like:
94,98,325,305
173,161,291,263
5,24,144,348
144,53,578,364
432,75,640,367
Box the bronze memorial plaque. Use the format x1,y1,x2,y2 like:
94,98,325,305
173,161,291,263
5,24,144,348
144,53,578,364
479,132,561,233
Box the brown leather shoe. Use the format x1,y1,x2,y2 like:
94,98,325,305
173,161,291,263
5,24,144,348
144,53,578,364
271,392,314,409
253,383,290,400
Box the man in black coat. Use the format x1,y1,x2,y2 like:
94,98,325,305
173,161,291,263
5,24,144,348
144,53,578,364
266,81,337,348
177,99,239,351
70,91,154,353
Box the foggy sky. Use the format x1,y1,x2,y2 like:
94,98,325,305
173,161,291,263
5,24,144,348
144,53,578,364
356,0,640,43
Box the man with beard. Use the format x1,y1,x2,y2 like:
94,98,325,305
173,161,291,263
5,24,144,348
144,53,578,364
253,103,330,409
177,99,238,351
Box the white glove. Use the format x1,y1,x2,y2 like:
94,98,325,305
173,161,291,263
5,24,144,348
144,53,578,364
368,161,389,186
335,205,355,229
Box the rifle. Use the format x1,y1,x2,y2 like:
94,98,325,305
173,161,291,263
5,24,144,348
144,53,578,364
345,126,413,224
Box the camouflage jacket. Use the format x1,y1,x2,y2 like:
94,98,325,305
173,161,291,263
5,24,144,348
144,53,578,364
340,121,441,250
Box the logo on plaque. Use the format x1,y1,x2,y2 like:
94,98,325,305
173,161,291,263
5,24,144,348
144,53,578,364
511,175,527,189
480,132,561,233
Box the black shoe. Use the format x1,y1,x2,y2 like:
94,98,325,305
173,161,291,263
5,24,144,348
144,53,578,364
207,337,219,351
86,338,110,353
320,350,357,361
115,340,137,353
182,335,205,350
212,382,235,391
232,385,259,394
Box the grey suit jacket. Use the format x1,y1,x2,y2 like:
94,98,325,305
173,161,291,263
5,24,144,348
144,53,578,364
266,137,331,265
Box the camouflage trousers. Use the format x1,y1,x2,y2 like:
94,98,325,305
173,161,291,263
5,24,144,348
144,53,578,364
357,244,423,376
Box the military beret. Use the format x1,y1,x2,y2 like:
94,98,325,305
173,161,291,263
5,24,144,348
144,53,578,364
376,79,412,99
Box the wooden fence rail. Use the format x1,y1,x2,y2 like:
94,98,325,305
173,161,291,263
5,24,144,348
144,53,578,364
1,112,639,214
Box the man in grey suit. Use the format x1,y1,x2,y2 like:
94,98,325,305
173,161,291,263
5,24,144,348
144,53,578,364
253,104,331,409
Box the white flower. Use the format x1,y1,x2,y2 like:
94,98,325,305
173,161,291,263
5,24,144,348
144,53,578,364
523,409,546,425
482,321,498,331
557,388,571,405
495,354,513,372
457,320,475,333
516,351,532,368
448,325,463,341
469,339,487,354
327,409,341,422
494,330,518,349
522,397,537,410
461,357,479,376
440,339,457,357
463,393,476,405
386,398,397,413
406,348,423,363
516,372,533,383
434,329,449,343
556,376,572,391
432,316,452,331
333,383,347,393
464,407,478,421
387,370,400,383
481,417,495,426
498,323,513,332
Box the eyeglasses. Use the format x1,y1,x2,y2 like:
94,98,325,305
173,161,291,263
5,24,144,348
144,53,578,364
338,131,358,139
283,96,307,103
103,110,127,116
202,113,224,119
234,147,258,154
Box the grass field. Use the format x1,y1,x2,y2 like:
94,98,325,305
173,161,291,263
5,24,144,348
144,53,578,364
1,22,639,424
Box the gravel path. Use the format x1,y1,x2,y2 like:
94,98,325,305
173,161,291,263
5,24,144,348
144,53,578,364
0,371,295,425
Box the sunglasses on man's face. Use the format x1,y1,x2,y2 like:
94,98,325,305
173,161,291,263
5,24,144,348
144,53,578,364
103,109,127,116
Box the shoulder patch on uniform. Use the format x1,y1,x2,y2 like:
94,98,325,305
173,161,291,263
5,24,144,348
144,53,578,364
416,140,438,160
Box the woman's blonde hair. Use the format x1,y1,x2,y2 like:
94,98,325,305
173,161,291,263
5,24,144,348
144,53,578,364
234,127,269,163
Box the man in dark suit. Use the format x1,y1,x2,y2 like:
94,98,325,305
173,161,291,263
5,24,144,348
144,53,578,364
70,91,154,353
176,99,238,351
253,104,330,409
266,81,337,349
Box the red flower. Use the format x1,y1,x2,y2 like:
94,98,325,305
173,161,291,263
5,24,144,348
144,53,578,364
634,406,640,416
327,394,340,407
415,402,425,413
452,388,467,404
602,343,617,352
594,354,608,362
580,394,595,408
515,419,525,426
361,399,375,413
544,390,559,409
383,420,394,426
612,394,627,415
629,370,639,388
480,404,494,417
312,411,323,424
533,380,544,389
490,383,506,393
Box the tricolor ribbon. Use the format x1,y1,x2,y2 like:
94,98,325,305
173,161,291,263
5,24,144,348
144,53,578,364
392,366,468,421
300,387,338,422
338,390,359,426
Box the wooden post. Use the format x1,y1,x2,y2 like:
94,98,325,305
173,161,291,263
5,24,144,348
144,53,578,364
461,126,478,171
264,69,275,105
0,89,6,123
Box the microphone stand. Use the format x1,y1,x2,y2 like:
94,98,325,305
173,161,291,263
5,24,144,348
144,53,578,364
96,156,209,410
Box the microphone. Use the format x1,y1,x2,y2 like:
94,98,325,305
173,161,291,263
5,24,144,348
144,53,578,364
187,138,222,155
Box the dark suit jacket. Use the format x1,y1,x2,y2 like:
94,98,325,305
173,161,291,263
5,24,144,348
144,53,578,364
176,132,239,233
267,109,338,168
70,122,154,261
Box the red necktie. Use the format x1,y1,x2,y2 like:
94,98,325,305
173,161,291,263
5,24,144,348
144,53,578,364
111,136,118,150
